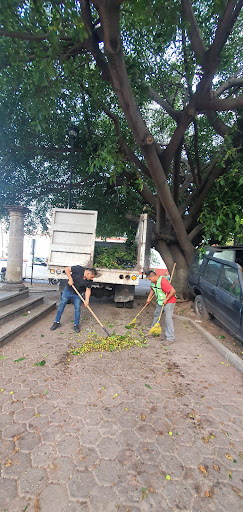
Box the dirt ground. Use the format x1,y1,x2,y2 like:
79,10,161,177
174,300,243,361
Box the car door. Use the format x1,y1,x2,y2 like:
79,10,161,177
215,265,243,339
199,259,222,315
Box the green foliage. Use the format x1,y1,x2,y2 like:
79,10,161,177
93,243,137,269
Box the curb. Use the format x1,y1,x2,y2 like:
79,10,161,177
174,314,243,375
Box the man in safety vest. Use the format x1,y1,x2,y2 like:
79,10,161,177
146,270,176,343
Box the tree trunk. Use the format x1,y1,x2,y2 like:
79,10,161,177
156,240,192,299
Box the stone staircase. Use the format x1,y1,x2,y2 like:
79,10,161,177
0,289,56,348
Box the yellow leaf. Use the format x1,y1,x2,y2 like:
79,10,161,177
199,464,207,475
5,459,12,467
213,463,220,472
205,490,210,498
141,414,146,421
225,453,233,460
168,431,173,436
165,474,171,480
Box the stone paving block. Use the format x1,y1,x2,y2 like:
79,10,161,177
47,455,75,483
0,439,15,460
0,413,14,429
0,477,18,509
2,496,34,512
162,480,194,511
57,435,80,456
93,459,120,485
98,419,120,437
66,503,90,511
3,422,26,440
96,437,120,459
27,415,50,432
17,431,41,452
89,485,120,511
3,401,23,414
14,407,35,423
79,427,102,446
3,451,31,478
19,467,47,497
116,429,140,449
41,424,64,443
67,470,96,500
39,483,69,511
73,446,100,471
31,442,57,468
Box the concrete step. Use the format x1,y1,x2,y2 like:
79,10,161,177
0,301,56,348
0,295,44,326
0,289,29,307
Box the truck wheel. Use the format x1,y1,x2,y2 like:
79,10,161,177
125,301,134,309
116,302,124,308
194,295,210,321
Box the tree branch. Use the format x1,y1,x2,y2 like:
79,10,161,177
197,94,243,111
207,0,243,72
147,86,182,122
216,77,243,96
181,0,207,68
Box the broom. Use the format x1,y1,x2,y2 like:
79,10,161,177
148,263,176,336
125,293,155,329
71,285,110,337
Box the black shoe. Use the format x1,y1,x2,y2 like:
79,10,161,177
50,322,60,331
74,325,80,333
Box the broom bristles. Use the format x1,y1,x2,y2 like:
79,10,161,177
148,322,161,336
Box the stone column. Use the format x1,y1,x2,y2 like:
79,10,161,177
0,205,29,292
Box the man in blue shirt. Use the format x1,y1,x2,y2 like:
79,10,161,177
50,266,97,332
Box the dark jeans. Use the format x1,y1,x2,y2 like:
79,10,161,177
55,287,82,325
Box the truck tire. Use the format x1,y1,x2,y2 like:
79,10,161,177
194,295,210,321
125,300,134,309
116,302,124,308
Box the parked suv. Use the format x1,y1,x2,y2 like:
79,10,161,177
188,246,243,342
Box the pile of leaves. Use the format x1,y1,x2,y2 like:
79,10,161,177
70,332,148,357
93,244,137,269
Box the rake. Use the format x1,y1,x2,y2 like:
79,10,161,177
148,263,176,336
71,285,110,337
125,293,155,329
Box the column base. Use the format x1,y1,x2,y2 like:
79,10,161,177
0,281,29,292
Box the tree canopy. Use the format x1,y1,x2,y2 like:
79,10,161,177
0,0,242,293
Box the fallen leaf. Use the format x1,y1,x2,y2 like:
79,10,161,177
239,452,243,458
4,459,13,467
202,436,209,444
14,357,25,363
225,453,233,460
219,335,225,339
229,471,232,479
145,384,152,389
165,474,171,480
33,360,46,367
41,334,44,337
199,464,207,475
168,431,173,436
34,413,40,417
141,487,147,500
0,355,8,360
213,463,220,472
205,490,210,498
141,414,146,421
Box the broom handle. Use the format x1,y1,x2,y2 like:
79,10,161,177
71,284,106,330
158,263,176,323
136,292,155,318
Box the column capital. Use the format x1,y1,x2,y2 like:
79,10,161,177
5,205,30,215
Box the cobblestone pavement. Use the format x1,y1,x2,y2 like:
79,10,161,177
0,299,243,512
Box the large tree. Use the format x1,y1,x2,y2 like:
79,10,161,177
0,0,242,294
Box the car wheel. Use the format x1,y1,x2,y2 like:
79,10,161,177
194,295,210,321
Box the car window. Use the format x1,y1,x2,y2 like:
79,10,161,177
203,260,222,285
190,251,206,273
218,266,241,298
